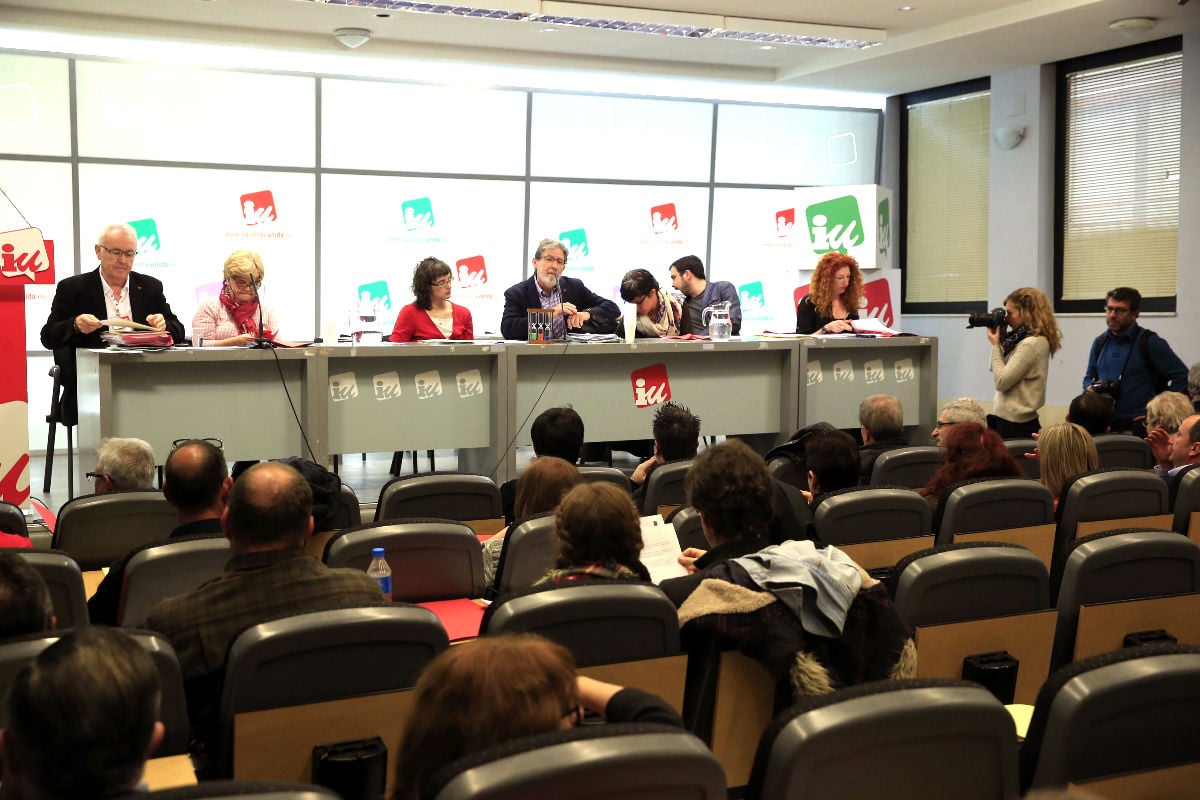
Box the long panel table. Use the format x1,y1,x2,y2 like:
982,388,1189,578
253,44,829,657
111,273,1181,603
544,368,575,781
75,335,936,487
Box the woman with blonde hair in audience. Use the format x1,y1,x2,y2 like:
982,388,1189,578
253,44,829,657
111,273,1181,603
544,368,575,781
481,456,581,586
537,482,650,585
192,250,280,346
917,422,1022,510
1145,391,1194,437
1037,422,1099,509
393,633,682,800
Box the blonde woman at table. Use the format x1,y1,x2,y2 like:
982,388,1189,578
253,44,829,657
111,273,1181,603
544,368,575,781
389,256,474,342
191,250,280,346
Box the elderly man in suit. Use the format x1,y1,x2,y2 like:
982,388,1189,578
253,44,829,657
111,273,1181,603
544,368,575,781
500,237,619,340
40,222,185,425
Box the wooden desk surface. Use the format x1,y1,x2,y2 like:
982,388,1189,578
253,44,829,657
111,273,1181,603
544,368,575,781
83,569,105,600
143,754,197,790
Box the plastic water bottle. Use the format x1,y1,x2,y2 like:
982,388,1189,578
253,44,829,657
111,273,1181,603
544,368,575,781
366,547,392,598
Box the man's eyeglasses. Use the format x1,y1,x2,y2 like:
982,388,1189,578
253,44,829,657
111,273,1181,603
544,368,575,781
934,420,956,429
86,471,108,481
1104,306,1132,316
99,245,138,258
432,277,454,288
539,256,566,266
172,437,224,451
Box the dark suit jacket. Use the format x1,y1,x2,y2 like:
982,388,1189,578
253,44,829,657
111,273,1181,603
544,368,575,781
500,275,619,340
40,267,185,424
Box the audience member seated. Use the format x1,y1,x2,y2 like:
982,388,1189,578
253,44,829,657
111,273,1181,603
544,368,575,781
535,483,650,585
618,268,689,337
0,626,163,800
89,438,231,625
483,457,581,586
393,633,683,800
89,436,156,493
146,461,387,766
502,407,584,525
1036,423,1099,510
917,422,1022,510
0,553,55,640
630,402,701,504
676,538,914,711
1147,413,1200,483
660,440,773,607
1066,390,1115,435
802,429,861,504
857,394,909,483
1189,361,1200,413
1145,390,1194,437
931,397,986,444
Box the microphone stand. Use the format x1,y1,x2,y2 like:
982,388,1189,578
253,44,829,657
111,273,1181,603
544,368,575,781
247,283,274,349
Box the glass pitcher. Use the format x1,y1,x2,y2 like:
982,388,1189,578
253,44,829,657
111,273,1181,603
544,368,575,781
703,300,732,341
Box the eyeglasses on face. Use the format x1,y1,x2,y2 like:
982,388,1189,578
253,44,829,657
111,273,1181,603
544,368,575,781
1104,306,1132,316
230,277,258,290
934,420,956,429
539,256,566,266
86,471,108,481
172,437,224,451
432,277,454,288
100,245,138,258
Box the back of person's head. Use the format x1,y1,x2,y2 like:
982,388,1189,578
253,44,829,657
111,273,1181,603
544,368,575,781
530,407,585,463
0,553,53,639
1189,363,1200,399
940,397,987,426
555,482,642,569
670,254,706,280
277,457,345,532
685,440,774,543
1106,286,1141,313
619,268,660,303
921,422,1021,499
1145,391,1194,435
1067,391,1114,435
1,626,162,799
805,430,860,495
1038,423,1100,500
394,633,578,800
225,461,313,548
95,437,156,491
859,394,904,442
514,457,582,520
652,402,701,461
163,439,229,515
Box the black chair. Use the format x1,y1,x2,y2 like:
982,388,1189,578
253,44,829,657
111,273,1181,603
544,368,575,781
43,364,75,499
1093,433,1156,469
52,491,177,570
577,466,633,494
811,485,931,546
0,501,29,537
747,679,1019,800
322,519,485,601
933,477,1054,545
1020,643,1200,793
118,535,231,627
491,513,557,597
869,446,942,489
1054,468,1170,557
147,781,341,799
13,550,89,630
374,473,501,524
766,455,807,492
1171,462,1200,536
640,460,691,516
329,482,361,530
666,506,707,551
1003,439,1040,480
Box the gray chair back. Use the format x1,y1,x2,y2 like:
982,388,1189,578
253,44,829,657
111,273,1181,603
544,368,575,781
869,446,942,489
812,486,931,546
934,478,1054,544
1050,529,1200,670
577,466,633,494
118,535,231,627
1171,463,1200,535
1055,469,1170,556
0,501,29,537
16,550,88,630
430,725,725,800
748,679,1019,800
1003,439,1040,480
891,543,1050,629
766,456,807,492
330,482,362,529
145,780,341,799
374,473,501,523
641,460,691,515
1093,433,1156,469
323,519,485,601
52,491,176,570
493,514,558,596
667,506,707,551
484,583,680,666
1021,644,1200,792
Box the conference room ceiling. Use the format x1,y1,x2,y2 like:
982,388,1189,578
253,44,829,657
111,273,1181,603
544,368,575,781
2,0,1197,94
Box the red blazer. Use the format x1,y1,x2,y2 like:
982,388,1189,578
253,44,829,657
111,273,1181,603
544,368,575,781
389,302,473,342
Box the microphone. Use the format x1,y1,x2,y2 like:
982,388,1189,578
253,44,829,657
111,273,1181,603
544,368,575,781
247,280,273,349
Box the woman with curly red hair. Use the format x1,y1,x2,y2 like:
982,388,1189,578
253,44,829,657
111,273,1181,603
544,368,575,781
918,422,1022,509
795,252,864,334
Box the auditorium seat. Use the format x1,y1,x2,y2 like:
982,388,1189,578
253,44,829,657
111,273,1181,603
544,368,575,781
1171,463,1200,537
640,460,691,516
426,723,725,800
322,519,485,601
811,486,931,546
1054,468,1170,556
374,473,502,531
1020,643,1200,794
0,501,28,538
118,535,231,627
665,505,707,551
146,780,340,799
52,491,176,570
932,477,1054,546
1093,433,1156,469
869,446,942,489
577,465,633,494
747,679,1019,800
491,513,557,597
14,550,88,630
1003,439,1040,480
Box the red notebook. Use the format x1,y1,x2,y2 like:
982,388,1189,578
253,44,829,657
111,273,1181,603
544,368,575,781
418,598,486,642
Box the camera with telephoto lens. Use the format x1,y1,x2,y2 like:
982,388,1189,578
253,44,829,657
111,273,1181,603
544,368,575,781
966,307,1008,330
1089,379,1122,401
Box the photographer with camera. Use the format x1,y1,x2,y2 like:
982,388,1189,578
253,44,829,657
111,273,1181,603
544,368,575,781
970,287,1061,439
1082,287,1188,438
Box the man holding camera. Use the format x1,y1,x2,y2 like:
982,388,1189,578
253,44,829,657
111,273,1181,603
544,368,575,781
1083,287,1188,437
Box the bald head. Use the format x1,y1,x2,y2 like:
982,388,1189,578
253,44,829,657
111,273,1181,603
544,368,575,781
163,440,229,519
224,462,313,550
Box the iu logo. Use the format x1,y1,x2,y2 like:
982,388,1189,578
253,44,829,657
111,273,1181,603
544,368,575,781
864,359,885,384
558,228,589,261
877,198,891,260
414,370,443,399
129,218,161,252
894,358,915,383
0,228,55,284
630,363,671,409
401,198,435,231
650,203,678,235
456,369,484,398
776,208,795,238
805,196,863,255
862,278,894,327
329,372,359,402
456,256,488,288
833,359,855,382
240,190,277,225
373,371,402,401
738,281,765,311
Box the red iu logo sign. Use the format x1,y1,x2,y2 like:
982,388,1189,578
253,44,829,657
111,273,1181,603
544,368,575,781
776,208,795,238
649,203,678,235
240,190,277,225
631,363,671,409
793,277,894,328
456,255,488,288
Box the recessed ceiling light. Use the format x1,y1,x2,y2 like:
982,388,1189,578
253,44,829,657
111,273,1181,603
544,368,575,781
540,26,558,32
898,5,916,10
759,44,774,50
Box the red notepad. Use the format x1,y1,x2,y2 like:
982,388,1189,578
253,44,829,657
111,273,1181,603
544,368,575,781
418,598,486,642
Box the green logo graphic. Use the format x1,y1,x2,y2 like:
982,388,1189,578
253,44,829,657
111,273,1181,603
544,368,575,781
358,280,392,311
805,196,863,255
877,197,891,260
129,218,161,252
401,197,435,231
558,228,589,260
738,281,765,311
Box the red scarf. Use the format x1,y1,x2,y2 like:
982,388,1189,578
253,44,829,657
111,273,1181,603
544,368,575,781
220,289,274,339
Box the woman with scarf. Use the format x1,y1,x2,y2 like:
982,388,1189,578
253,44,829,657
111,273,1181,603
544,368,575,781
619,268,689,338
192,250,279,346
986,287,1061,438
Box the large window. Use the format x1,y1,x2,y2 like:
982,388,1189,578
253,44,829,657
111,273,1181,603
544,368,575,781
900,79,990,312
1055,38,1181,313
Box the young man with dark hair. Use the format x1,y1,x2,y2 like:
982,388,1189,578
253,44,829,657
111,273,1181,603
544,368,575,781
803,429,860,502
631,402,701,502
0,553,54,640
501,406,585,524
1066,391,1114,435
668,255,741,336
